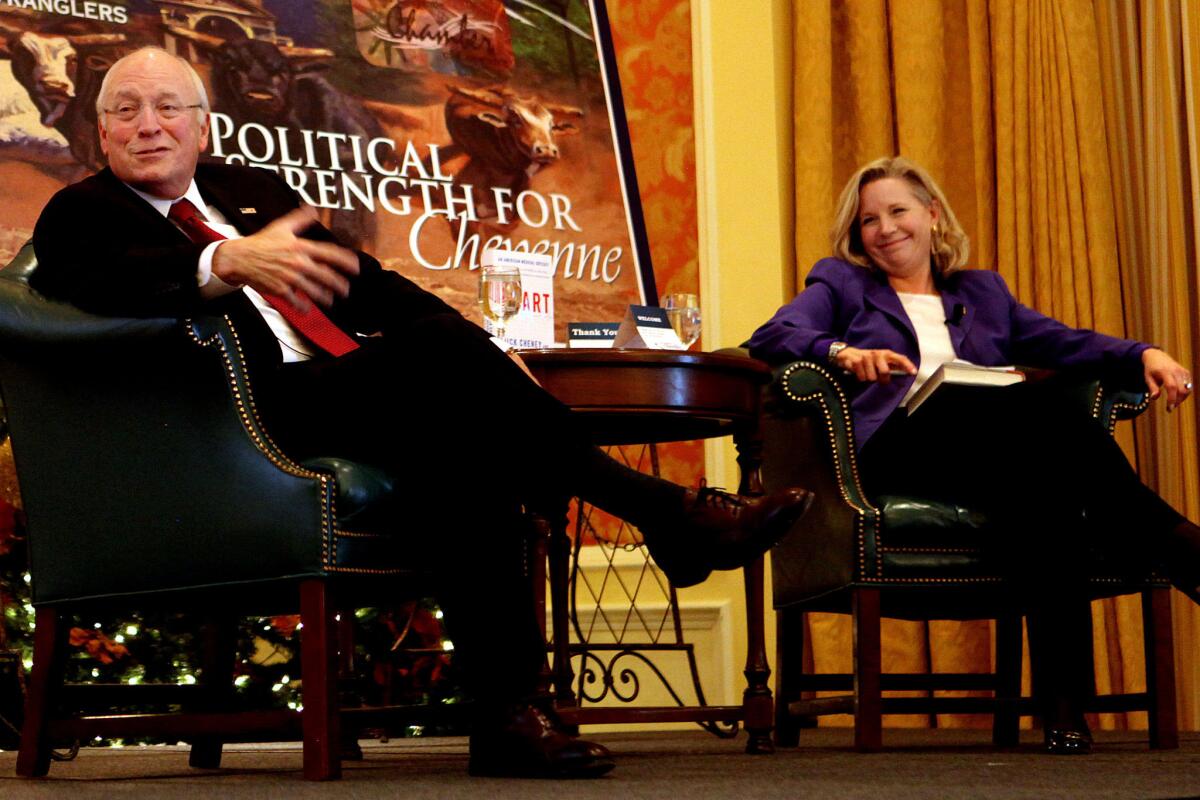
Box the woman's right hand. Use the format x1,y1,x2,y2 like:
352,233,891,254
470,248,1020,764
833,346,917,383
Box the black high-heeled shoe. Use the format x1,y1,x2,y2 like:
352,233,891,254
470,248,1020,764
1045,727,1092,755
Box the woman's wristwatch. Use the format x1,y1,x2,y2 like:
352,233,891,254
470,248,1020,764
828,341,849,364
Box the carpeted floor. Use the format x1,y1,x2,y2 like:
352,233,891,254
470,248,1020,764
1,729,1198,799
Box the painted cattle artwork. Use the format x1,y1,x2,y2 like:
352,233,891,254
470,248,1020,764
0,1,652,339
169,27,393,249
0,22,126,172
440,84,582,239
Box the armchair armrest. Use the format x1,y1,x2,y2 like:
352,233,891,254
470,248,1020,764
759,362,1148,498
0,262,334,605
763,360,877,514
1019,365,1148,430
759,360,881,599
1093,382,1149,429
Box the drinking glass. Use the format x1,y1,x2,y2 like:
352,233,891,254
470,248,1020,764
480,265,523,340
662,292,701,349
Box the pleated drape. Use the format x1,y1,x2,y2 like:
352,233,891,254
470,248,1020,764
792,0,1199,730
1093,0,1200,731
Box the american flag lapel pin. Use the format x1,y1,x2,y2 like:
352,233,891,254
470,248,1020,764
239,207,257,214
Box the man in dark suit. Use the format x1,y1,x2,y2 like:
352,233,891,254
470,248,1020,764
30,47,813,778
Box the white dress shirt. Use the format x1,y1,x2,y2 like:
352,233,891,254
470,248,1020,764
128,180,316,362
129,180,511,361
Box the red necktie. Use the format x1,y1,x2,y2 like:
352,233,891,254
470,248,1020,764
168,199,360,357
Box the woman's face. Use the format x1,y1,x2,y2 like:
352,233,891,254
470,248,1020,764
857,177,939,283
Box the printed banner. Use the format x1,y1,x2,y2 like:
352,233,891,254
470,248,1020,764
0,0,655,340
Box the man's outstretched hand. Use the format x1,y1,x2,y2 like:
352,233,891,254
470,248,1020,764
211,207,360,311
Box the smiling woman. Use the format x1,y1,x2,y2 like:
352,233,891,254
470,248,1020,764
856,178,938,293
750,154,1199,756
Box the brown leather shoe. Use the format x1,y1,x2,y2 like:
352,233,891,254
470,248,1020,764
643,486,814,588
468,703,614,779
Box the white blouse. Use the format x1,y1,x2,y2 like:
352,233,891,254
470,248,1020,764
896,293,959,406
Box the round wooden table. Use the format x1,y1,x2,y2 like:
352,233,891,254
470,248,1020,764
520,348,777,753
520,348,771,445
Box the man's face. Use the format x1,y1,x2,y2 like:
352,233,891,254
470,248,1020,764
98,51,209,199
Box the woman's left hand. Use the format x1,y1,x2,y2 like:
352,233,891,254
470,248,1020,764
1142,348,1193,411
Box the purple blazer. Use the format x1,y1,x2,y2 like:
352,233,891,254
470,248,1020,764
748,258,1150,446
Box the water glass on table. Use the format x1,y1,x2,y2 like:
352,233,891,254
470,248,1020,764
662,292,701,349
480,265,523,340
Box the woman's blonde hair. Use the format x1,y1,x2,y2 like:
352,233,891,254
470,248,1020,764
831,156,969,277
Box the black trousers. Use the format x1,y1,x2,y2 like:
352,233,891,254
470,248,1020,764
859,375,1184,715
258,314,594,708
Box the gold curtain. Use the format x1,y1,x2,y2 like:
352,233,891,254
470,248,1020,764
1093,0,1200,730
792,0,1199,730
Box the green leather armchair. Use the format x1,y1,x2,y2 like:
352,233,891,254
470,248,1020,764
0,243,435,780
760,359,1178,751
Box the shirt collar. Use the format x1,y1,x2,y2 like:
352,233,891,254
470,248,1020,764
125,179,209,219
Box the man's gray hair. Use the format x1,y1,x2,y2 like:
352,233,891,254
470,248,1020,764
95,46,210,125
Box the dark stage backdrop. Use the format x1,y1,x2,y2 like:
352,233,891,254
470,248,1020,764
0,0,656,339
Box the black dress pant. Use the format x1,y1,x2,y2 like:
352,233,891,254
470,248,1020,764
860,374,1181,580
257,313,594,707
859,374,1184,716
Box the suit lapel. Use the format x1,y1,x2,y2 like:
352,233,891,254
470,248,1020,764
195,166,270,235
860,268,979,359
862,272,916,344
939,279,973,357
95,168,194,245
186,168,284,367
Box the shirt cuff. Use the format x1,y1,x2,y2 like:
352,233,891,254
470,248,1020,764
198,241,239,298
813,336,839,364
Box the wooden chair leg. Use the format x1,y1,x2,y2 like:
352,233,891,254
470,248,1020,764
773,605,804,748
336,613,364,761
16,607,66,778
852,588,882,752
992,615,1022,748
741,557,774,754
1143,587,1178,750
527,514,556,700
189,616,238,769
300,580,341,781
546,505,577,707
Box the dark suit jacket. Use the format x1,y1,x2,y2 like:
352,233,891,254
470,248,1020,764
748,257,1150,445
31,163,480,370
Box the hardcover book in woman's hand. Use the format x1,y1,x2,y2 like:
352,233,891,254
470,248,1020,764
906,361,1025,415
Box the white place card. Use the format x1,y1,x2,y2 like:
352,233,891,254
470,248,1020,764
567,322,621,348
612,305,686,350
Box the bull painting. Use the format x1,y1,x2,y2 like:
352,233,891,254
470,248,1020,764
441,84,583,239
0,23,126,172
175,29,392,249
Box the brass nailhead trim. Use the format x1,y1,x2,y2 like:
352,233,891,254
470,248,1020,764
859,576,1005,584
881,546,982,554
187,316,337,568
1090,386,1105,421
780,361,881,578
1092,384,1148,433
326,565,410,575
335,529,389,539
